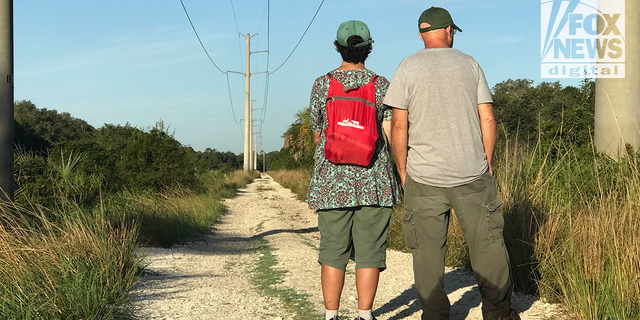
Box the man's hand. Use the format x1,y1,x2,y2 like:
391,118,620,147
313,132,321,145
478,103,497,175
391,108,409,187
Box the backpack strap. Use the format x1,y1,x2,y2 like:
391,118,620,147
368,75,379,84
326,72,335,81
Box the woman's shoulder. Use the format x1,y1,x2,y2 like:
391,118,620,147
375,74,390,87
311,74,331,94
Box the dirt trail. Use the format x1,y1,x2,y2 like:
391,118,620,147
130,174,565,319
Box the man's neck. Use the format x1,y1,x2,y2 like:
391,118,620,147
337,61,366,70
424,42,451,49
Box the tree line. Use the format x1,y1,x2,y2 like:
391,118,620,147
13,100,244,207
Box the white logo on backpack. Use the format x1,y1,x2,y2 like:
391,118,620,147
337,118,364,130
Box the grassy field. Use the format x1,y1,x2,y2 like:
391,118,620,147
0,170,257,319
271,139,640,320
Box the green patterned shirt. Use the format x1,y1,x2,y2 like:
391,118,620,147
306,69,400,211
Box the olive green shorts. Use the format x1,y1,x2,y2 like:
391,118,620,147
317,206,392,271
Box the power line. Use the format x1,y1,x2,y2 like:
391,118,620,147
229,0,241,34
179,0,226,74
257,0,269,34
230,0,244,71
226,73,242,124
269,0,325,74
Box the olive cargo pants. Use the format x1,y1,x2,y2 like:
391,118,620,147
403,173,513,320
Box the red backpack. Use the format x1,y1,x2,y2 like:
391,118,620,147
324,73,379,166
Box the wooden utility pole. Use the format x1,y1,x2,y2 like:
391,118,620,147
0,0,13,201
595,0,639,158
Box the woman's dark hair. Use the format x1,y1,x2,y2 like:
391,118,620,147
334,35,372,64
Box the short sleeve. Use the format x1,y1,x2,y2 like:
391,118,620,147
477,63,493,104
309,76,327,132
375,75,390,120
382,61,409,110
383,108,392,121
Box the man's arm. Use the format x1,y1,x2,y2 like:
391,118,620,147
391,108,409,186
382,120,391,145
478,103,497,175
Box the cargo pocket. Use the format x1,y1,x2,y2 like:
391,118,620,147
484,174,505,241
485,197,504,241
401,208,419,249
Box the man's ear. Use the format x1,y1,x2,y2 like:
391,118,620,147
418,22,430,42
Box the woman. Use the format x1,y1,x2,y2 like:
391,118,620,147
306,20,400,320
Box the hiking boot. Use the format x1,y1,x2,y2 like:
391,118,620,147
353,317,377,320
327,316,342,320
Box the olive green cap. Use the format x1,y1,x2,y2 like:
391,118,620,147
336,20,374,47
418,7,462,33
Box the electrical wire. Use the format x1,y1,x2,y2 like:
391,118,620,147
179,0,226,74
230,0,245,71
230,0,241,34
179,0,244,135
226,73,242,124
257,0,268,34
269,0,324,74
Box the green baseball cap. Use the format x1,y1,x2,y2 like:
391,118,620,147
336,20,374,47
418,7,462,33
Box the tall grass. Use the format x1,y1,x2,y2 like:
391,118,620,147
1,169,257,318
104,170,258,248
269,169,311,201
0,202,140,319
528,148,640,319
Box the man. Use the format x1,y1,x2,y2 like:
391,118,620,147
307,20,400,320
384,7,520,320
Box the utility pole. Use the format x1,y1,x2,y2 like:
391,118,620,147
229,34,267,171
248,99,253,170
249,100,261,171
595,0,639,159
252,107,262,171
253,132,257,170
0,0,13,201
243,34,251,171
263,145,266,172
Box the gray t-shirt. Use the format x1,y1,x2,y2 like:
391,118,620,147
384,48,493,187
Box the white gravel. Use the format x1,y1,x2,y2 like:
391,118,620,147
130,174,566,319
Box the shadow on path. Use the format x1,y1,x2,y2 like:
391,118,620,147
374,269,537,319
169,227,319,256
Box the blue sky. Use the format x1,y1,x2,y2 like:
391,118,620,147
14,0,583,154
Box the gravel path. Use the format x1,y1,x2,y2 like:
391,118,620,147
130,174,566,319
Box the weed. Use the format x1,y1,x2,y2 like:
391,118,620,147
251,238,322,319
